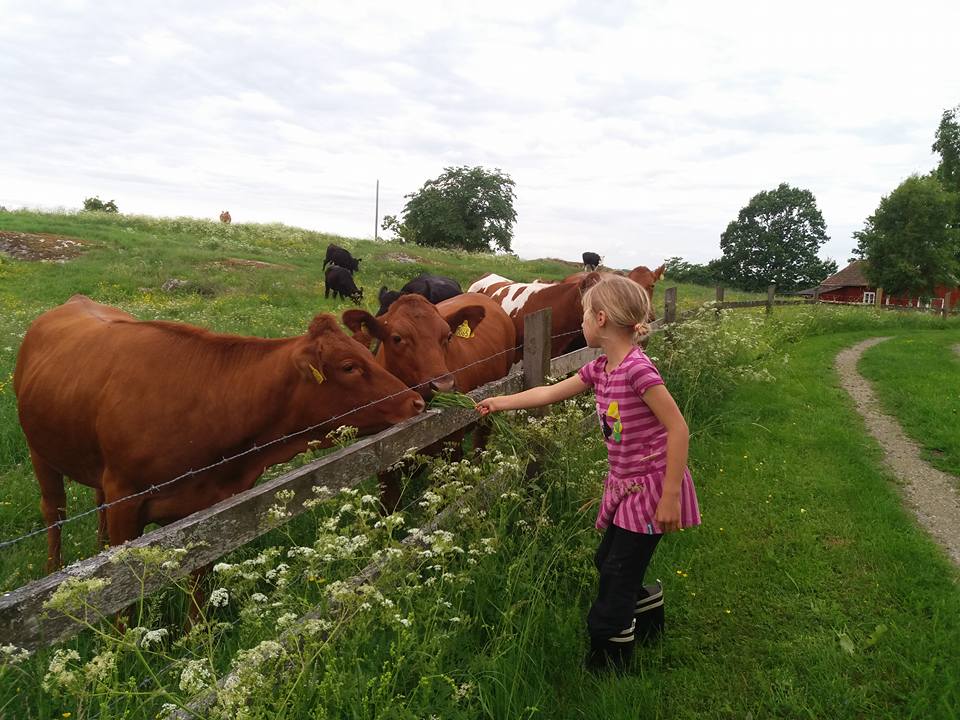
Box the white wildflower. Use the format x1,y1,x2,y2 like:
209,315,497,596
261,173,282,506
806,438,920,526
209,587,230,607
0,643,30,665
179,659,213,694
140,628,169,649
250,593,268,604
276,612,298,630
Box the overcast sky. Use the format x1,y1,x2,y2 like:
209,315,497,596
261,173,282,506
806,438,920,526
1,0,958,269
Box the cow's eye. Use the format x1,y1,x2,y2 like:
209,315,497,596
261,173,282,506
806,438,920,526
342,362,356,373
392,334,402,345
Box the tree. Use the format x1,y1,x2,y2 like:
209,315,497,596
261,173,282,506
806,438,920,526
382,166,517,253
83,196,118,213
933,104,960,194
852,174,960,298
716,183,836,292
663,256,718,286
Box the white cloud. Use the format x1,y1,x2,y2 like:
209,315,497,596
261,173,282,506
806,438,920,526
1,0,958,271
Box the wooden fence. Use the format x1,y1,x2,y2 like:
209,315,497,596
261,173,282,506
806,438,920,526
0,282,896,652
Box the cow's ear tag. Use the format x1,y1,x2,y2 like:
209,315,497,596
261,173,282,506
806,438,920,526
309,364,325,385
454,320,473,339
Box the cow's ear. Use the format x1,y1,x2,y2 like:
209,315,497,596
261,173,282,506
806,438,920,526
578,271,602,293
342,309,388,341
307,313,339,339
653,264,666,281
445,305,486,337
378,286,389,303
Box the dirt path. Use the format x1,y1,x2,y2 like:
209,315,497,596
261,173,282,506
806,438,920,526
835,338,960,566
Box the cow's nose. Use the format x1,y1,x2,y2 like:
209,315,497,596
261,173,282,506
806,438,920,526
412,396,426,414
429,375,455,393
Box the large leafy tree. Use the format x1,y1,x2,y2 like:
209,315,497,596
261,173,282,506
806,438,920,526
852,174,960,298
716,183,836,292
933,104,960,194
382,166,517,253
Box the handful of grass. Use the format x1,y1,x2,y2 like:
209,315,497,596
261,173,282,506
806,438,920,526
428,391,519,445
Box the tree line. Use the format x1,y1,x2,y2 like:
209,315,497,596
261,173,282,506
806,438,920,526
385,105,959,298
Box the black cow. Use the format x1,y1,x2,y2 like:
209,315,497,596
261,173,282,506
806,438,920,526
582,251,601,271
376,274,463,316
323,244,361,273
325,265,363,304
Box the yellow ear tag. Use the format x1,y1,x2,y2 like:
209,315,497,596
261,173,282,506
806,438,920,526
454,320,473,339
309,364,325,385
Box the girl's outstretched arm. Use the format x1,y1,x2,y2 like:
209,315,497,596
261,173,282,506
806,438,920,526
477,374,588,415
642,384,690,533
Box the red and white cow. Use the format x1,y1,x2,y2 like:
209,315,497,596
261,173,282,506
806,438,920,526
468,273,599,358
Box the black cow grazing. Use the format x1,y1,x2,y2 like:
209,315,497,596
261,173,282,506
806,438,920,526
325,265,363,304
323,244,361,273
376,274,463,316
582,251,601,271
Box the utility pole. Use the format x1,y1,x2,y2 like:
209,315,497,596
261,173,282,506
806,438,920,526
374,179,379,241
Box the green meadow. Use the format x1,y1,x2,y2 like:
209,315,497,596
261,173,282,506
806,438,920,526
1,210,959,719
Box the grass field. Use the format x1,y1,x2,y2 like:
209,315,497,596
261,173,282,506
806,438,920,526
0,210,764,591
859,332,960,483
1,210,959,719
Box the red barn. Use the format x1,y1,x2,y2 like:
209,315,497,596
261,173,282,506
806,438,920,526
805,260,960,311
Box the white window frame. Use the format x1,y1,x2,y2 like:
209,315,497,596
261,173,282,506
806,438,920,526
863,291,876,305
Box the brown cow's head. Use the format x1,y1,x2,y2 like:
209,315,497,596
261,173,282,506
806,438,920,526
627,264,665,299
292,313,424,432
343,294,486,400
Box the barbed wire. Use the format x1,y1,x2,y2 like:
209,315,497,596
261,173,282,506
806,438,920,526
0,326,587,551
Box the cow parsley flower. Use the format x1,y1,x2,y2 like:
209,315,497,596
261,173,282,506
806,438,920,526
140,628,169,649
209,587,230,607
179,659,213,694
0,643,30,665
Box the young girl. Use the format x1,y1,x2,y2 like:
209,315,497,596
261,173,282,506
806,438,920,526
477,274,700,671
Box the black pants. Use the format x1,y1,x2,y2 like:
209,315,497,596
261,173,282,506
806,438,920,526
587,524,662,641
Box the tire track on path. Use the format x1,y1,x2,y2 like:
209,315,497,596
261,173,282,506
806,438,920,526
835,337,960,566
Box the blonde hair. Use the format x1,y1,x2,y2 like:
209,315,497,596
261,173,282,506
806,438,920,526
581,274,651,345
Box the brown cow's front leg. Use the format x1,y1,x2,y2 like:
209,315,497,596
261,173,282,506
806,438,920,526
30,449,66,572
95,488,109,549
378,467,404,513
186,563,213,628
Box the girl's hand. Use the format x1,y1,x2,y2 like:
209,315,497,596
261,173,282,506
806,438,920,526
476,397,505,416
655,492,682,533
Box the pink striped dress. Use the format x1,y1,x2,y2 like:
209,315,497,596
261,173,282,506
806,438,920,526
578,347,701,534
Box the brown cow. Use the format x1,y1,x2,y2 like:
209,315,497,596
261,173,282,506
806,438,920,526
563,264,665,321
467,273,599,357
219,210,232,224
343,292,516,507
14,295,425,571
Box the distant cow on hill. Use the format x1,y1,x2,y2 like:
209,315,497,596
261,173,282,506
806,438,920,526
219,210,232,224
582,251,601,271
323,244,361,273
13,295,424,571
325,265,364,304
376,274,463,316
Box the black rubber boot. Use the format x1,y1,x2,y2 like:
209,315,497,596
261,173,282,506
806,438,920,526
634,580,664,643
585,620,636,673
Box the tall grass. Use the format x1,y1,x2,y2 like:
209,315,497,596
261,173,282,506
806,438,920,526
2,211,959,718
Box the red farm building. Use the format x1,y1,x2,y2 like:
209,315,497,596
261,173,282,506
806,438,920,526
801,260,960,311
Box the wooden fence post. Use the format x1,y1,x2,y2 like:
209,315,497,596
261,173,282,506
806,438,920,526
664,287,677,324
766,285,775,314
943,293,953,318
715,285,724,318
523,308,552,417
